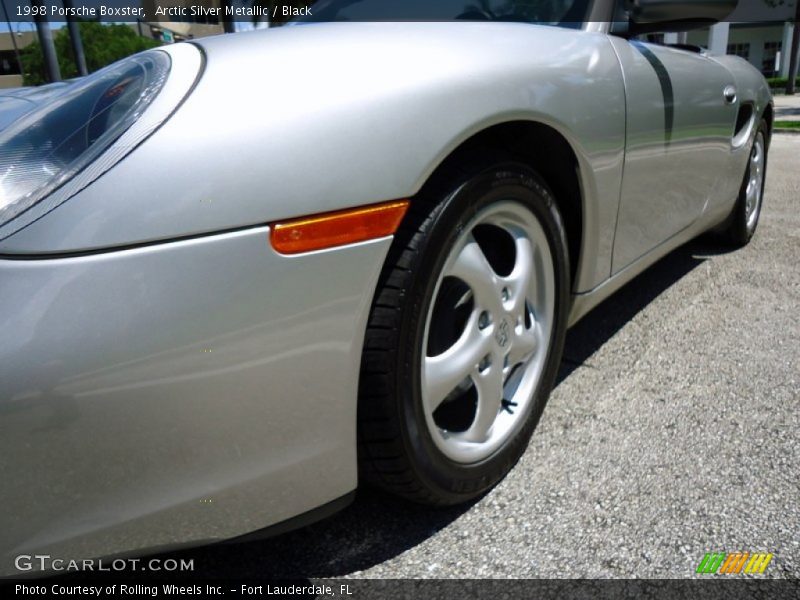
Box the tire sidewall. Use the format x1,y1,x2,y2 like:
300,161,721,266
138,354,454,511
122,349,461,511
395,163,570,502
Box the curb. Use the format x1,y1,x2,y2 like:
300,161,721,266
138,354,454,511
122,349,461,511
774,128,800,135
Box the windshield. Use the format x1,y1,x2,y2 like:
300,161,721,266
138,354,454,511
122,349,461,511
284,0,591,28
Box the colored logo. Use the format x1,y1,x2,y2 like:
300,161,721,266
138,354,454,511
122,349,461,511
696,552,773,575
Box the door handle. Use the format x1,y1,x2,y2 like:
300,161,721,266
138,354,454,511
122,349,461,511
724,85,737,105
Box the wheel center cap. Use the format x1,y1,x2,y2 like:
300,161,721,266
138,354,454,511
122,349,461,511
495,318,511,349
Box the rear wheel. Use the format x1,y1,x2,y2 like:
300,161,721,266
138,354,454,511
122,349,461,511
722,119,768,246
357,160,570,505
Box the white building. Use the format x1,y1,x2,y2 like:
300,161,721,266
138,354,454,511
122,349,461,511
683,3,797,78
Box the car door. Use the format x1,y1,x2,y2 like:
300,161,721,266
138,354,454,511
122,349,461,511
608,37,737,273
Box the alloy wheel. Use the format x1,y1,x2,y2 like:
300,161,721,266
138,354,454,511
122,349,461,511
745,132,765,231
420,201,555,464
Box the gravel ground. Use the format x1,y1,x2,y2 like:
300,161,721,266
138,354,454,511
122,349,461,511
157,135,799,580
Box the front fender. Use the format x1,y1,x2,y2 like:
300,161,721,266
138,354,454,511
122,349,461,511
0,23,625,291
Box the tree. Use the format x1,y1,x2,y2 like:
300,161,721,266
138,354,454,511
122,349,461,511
21,21,161,86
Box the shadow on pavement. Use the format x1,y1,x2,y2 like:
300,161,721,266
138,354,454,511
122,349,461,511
556,236,729,383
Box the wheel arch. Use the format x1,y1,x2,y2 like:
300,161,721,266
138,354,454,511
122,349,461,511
412,120,585,291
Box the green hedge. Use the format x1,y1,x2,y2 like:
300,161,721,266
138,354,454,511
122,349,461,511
767,76,800,89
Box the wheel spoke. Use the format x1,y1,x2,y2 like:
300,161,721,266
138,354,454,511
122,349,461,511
504,236,534,318
508,323,538,367
447,236,503,315
463,352,505,443
423,317,493,414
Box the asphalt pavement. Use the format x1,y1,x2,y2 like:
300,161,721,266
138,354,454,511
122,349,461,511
153,135,800,579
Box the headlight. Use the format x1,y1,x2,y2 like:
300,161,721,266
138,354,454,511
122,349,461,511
0,46,201,238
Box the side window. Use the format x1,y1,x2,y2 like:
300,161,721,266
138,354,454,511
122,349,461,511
609,0,631,34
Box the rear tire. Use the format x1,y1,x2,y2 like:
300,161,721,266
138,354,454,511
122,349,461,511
722,118,769,246
357,159,570,505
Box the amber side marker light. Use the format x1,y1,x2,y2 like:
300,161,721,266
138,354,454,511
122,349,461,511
270,200,410,255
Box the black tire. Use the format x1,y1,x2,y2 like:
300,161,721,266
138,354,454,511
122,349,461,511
722,118,769,246
357,158,570,505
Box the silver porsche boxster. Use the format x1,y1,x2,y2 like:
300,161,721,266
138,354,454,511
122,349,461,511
0,0,772,574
